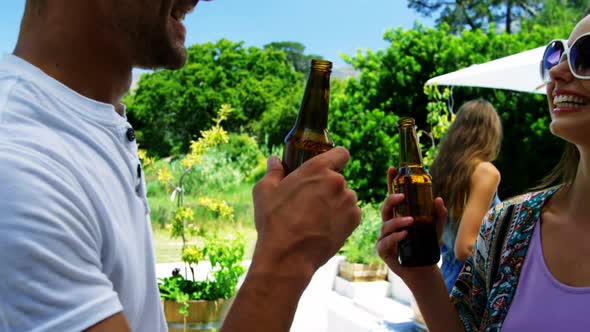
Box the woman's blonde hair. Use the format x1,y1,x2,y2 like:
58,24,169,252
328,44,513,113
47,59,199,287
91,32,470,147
535,143,578,189
429,99,502,220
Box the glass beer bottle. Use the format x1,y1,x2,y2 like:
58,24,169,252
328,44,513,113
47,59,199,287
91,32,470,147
392,117,440,267
282,59,334,174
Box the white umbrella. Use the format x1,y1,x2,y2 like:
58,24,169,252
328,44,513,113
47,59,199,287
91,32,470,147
425,46,547,94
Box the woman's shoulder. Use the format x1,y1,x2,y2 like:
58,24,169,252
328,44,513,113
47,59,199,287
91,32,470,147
485,186,561,227
471,161,501,188
473,161,500,179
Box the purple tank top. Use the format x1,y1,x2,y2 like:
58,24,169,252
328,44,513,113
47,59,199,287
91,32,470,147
502,219,590,331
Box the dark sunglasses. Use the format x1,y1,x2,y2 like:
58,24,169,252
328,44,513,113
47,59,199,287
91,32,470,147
540,32,590,83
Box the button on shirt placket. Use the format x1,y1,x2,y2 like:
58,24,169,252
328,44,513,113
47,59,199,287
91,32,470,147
123,125,149,214
124,126,142,194
126,128,136,142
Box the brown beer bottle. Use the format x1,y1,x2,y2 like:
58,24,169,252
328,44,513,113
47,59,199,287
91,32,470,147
282,59,334,174
392,117,440,267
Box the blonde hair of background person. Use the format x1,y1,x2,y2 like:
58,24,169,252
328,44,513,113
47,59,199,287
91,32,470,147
429,99,502,291
377,10,590,332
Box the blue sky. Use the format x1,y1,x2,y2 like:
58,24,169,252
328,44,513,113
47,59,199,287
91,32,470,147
0,0,433,68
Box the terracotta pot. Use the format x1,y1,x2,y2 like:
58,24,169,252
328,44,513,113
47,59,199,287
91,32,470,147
162,298,233,332
338,260,388,282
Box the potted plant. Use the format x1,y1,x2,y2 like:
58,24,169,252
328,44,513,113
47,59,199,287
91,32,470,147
338,202,387,282
158,235,245,332
153,105,247,331
333,203,390,300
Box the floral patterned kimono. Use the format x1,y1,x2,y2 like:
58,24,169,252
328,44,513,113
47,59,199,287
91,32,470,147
450,186,560,331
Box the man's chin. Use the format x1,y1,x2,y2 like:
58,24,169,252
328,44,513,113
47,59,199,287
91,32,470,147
137,47,187,70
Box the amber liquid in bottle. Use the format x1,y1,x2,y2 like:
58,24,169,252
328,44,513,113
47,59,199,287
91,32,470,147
282,59,335,174
392,118,440,267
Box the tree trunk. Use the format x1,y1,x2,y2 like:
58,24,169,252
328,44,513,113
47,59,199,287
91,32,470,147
506,0,512,33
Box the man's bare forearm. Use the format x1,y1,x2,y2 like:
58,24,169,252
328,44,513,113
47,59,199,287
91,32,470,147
220,266,311,332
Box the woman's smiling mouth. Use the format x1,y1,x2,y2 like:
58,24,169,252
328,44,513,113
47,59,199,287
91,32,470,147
552,92,590,113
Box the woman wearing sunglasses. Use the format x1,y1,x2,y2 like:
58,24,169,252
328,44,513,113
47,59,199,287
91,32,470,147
377,10,590,332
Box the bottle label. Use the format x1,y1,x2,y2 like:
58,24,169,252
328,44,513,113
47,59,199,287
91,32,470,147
393,175,434,223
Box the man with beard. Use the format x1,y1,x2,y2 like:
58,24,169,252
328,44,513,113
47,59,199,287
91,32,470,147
0,1,361,331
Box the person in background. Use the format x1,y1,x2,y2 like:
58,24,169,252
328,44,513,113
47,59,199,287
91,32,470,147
0,1,361,331
429,99,502,292
377,10,590,331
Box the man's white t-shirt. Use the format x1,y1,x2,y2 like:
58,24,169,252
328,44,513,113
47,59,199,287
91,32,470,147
0,54,167,332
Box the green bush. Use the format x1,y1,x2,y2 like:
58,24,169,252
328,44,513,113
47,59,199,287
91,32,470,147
182,151,244,194
158,235,246,303
217,133,266,182
341,203,383,265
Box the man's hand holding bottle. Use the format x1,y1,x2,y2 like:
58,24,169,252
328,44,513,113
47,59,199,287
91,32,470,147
222,147,361,332
251,146,361,282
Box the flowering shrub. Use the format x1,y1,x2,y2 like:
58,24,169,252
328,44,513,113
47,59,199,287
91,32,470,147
151,105,246,314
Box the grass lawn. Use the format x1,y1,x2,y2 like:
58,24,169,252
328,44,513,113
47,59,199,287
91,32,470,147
152,223,257,264
146,166,256,263
150,182,258,264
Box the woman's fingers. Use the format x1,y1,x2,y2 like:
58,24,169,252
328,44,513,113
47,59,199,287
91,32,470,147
381,193,404,221
387,166,398,195
379,216,413,241
377,216,412,262
376,229,408,259
433,197,448,239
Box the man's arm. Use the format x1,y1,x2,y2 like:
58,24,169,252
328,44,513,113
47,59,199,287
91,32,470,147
221,265,311,331
0,147,128,332
85,313,130,332
221,148,361,331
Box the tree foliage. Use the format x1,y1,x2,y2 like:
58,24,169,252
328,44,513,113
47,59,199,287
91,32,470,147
125,39,304,156
264,41,323,74
331,20,571,201
127,7,579,204
407,0,585,33
526,0,589,26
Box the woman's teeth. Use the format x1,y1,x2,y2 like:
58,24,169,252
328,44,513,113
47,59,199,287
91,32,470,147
554,95,588,108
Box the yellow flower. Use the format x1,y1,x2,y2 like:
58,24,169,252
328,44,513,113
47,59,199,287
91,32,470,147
146,157,156,167
176,206,194,222
157,168,173,184
216,104,233,122
198,197,234,221
199,126,229,148
190,140,206,155
138,149,147,161
181,153,202,169
182,245,204,265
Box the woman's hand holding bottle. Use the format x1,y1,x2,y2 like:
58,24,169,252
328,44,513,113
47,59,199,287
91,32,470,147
377,166,448,287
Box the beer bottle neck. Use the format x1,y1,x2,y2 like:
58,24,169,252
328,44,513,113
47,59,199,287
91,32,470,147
295,67,331,130
398,122,424,167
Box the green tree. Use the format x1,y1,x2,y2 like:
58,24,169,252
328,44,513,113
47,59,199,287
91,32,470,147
525,0,588,26
408,0,586,34
408,0,545,33
264,41,323,74
333,21,570,202
125,39,304,156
